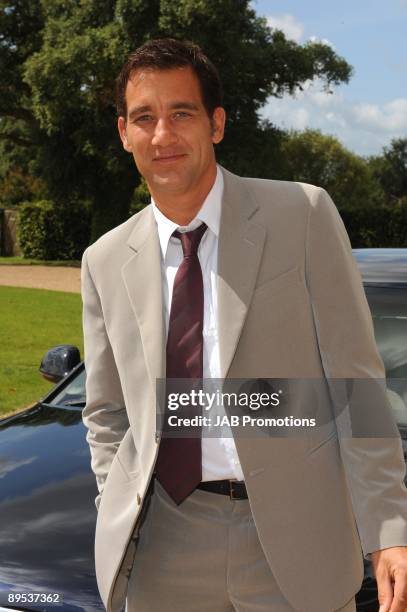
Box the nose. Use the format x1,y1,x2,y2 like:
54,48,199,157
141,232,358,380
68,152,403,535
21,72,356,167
151,118,178,147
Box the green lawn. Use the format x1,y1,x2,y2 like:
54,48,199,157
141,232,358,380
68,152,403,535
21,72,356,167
0,286,83,416
0,256,80,266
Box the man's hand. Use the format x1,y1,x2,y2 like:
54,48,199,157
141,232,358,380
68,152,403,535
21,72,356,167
372,547,407,612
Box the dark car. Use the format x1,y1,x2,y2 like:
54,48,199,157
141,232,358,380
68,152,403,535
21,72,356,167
1,248,406,612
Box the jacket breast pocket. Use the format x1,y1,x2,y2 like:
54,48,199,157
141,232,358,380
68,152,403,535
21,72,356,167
306,428,339,465
252,266,303,305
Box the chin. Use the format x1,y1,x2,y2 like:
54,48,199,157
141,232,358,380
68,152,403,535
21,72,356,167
152,172,186,191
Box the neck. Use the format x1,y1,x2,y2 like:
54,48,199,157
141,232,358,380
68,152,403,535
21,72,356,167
150,165,217,226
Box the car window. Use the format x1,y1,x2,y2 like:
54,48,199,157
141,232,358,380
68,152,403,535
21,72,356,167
50,368,86,407
365,286,407,426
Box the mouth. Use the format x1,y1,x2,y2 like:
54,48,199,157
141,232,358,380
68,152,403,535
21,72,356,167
153,153,187,163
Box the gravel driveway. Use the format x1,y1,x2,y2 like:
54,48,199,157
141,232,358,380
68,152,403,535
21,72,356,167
0,265,81,294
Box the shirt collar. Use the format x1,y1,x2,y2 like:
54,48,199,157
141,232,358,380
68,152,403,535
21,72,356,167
151,164,223,259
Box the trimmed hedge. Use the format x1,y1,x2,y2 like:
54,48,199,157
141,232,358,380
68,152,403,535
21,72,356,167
18,200,91,260
340,200,407,248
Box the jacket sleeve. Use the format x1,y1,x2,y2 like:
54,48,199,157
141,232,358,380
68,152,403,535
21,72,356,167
306,187,407,556
81,248,130,510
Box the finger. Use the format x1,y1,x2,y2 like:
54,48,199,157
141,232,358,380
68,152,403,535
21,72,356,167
377,572,394,612
389,571,407,612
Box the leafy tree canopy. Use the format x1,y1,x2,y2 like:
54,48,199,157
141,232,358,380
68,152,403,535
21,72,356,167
1,0,353,240
277,129,384,209
368,138,407,204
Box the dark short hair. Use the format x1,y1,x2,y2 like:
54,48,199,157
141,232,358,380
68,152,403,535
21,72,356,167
115,38,223,120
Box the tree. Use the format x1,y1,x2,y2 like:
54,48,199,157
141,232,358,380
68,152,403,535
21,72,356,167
0,1,44,140
0,1,47,205
1,0,353,241
277,129,383,209
368,138,407,204
0,165,47,207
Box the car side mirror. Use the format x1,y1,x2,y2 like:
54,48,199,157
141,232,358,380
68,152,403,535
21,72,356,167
39,345,81,383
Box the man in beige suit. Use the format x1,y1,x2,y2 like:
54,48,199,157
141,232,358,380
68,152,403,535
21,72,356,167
81,39,407,612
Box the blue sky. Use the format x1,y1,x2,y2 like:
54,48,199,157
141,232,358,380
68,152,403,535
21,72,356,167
251,0,407,156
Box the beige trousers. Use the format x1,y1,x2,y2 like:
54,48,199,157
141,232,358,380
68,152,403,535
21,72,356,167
125,480,356,612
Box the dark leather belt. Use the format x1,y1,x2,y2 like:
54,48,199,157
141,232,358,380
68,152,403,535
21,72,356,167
197,480,248,500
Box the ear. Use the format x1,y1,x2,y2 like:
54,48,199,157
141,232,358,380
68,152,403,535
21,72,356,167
118,116,132,153
211,107,226,144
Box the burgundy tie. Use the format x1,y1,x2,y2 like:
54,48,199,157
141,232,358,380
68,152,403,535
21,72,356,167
155,222,208,504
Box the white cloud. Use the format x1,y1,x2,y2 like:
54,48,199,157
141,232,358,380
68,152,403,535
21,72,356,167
290,108,310,130
265,16,336,50
352,99,407,132
261,82,407,155
308,35,336,50
266,14,304,42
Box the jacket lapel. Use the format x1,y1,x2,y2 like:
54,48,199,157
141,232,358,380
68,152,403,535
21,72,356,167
218,168,266,378
121,207,165,391
120,168,266,385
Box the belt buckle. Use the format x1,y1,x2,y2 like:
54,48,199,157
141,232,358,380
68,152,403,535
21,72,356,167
229,480,239,500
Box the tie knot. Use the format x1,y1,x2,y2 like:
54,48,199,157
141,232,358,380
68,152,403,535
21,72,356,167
173,223,207,258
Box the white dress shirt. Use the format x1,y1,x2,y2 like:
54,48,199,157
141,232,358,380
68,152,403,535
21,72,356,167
151,166,244,481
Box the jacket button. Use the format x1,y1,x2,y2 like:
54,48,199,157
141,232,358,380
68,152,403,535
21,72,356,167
155,432,160,443
137,493,141,505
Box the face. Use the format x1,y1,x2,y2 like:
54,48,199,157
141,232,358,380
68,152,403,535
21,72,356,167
117,66,225,198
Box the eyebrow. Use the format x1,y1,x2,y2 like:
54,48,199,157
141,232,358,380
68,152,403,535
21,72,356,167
128,102,199,120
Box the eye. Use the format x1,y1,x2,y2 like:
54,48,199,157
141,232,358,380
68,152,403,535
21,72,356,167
134,115,154,123
173,111,191,119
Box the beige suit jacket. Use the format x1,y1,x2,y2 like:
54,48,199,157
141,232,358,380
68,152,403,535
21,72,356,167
81,167,407,612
